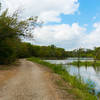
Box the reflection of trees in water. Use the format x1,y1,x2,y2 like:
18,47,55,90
77,62,80,76
77,48,80,68
85,65,88,70
93,66,100,73
84,64,100,73
77,66,80,76
77,49,81,76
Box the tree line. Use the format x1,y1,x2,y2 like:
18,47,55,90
17,43,67,59
66,47,100,60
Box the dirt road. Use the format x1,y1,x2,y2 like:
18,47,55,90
0,59,61,100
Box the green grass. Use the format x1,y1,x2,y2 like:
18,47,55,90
68,61,100,66
27,57,97,100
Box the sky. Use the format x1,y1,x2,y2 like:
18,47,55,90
1,0,100,50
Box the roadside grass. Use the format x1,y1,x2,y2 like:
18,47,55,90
68,61,100,66
27,57,97,100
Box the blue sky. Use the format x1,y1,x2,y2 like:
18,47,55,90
50,0,100,33
2,0,100,50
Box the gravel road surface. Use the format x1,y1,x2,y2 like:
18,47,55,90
0,59,59,100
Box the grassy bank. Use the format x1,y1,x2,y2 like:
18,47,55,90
68,61,100,66
27,57,97,100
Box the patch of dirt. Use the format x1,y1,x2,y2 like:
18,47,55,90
0,66,18,87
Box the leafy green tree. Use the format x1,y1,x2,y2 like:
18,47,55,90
0,8,38,64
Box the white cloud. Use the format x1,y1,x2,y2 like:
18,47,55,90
83,22,100,49
2,0,79,23
34,22,100,50
33,23,86,49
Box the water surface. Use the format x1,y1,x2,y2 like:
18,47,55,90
46,58,100,94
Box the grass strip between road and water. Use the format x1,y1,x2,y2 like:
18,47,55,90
27,57,97,100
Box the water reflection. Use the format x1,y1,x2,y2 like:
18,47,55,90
66,65,100,94
46,58,100,95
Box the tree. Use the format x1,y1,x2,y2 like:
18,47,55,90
0,9,38,64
